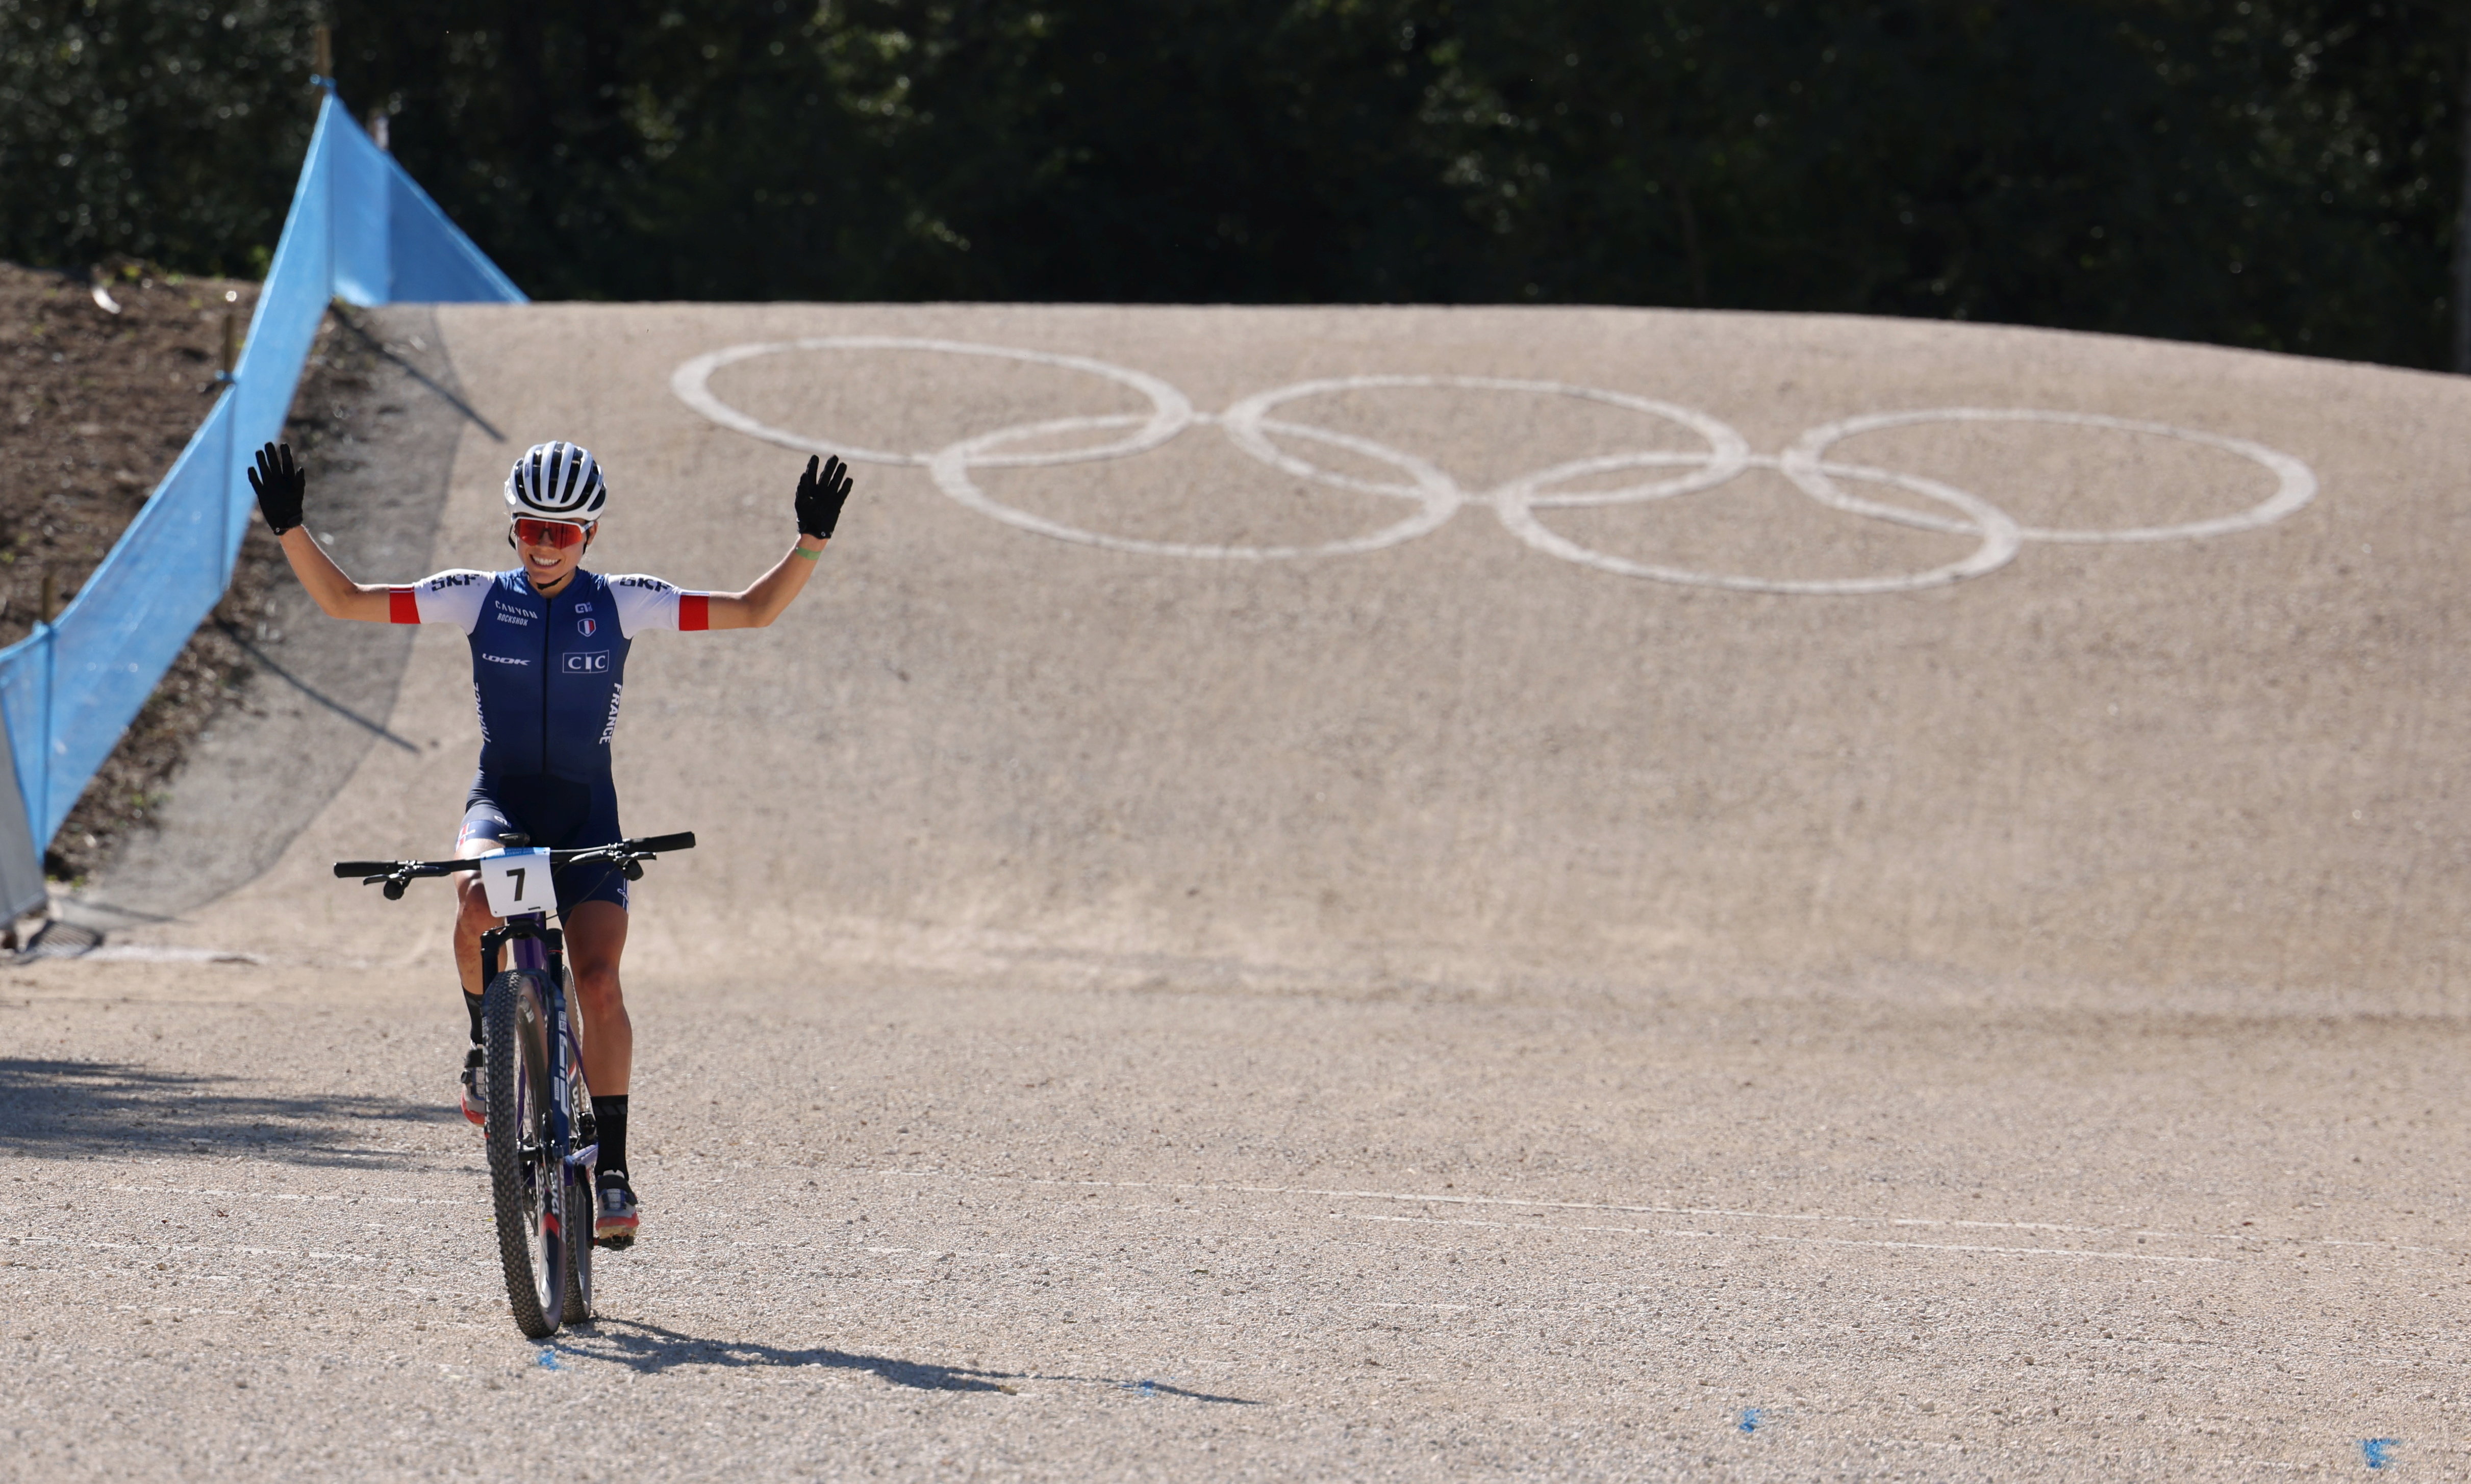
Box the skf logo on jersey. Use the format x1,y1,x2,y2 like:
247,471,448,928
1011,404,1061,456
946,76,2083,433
564,651,612,673
576,618,597,637
427,572,484,590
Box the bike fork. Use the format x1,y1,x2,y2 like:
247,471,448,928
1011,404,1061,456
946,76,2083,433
481,919,597,1213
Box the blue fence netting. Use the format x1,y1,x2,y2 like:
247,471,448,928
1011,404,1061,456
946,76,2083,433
0,91,524,918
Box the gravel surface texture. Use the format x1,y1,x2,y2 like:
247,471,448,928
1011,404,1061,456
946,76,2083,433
1,962,2461,1479
4,302,2465,1479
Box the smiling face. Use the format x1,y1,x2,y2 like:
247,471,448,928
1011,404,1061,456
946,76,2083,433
513,517,594,593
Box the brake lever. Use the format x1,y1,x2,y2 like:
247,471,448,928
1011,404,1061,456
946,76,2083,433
562,843,651,880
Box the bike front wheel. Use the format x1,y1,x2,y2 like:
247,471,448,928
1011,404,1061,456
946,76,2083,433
484,968,562,1339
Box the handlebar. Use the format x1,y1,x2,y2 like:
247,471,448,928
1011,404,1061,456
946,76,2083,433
334,832,696,899
333,859,421,879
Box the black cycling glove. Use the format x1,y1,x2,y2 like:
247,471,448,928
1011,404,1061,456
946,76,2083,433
794,454,853,541
247,441,305,536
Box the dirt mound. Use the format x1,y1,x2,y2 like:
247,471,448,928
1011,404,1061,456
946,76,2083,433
0,263,442,886
102,301,2471,1000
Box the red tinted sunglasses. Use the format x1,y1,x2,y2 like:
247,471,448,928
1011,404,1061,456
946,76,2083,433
512,517,590,549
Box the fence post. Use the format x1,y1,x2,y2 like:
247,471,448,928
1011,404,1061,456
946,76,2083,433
36,621,54,847
222,379,237,574
0,698,45,920
322,95,337,312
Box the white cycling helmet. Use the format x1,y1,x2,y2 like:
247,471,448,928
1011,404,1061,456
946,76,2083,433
504,441,608,522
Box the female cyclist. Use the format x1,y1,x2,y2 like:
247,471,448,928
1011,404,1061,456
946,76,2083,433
245,438,853,1247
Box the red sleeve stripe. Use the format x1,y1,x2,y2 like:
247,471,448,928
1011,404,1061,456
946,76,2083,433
388,587,420,625
679,594,710,631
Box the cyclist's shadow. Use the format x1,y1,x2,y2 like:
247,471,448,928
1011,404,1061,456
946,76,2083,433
563,1319,1255,1403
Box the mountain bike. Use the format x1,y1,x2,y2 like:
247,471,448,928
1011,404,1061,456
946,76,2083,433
334,831,695,1339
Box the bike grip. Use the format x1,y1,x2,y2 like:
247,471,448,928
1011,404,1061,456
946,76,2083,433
635,832,696,854
334,861,396,878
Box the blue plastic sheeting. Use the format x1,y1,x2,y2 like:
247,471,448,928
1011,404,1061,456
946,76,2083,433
0,92,523,867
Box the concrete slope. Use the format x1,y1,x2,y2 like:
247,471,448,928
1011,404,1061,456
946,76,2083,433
127,302,2469,997
78,306,467,927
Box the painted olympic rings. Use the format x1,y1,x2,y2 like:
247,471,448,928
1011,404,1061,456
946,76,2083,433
1780,408,2318,545
669,338,2319,596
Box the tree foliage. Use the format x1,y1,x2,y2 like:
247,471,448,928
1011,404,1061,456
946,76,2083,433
1,0,2461,368
0,0,318,275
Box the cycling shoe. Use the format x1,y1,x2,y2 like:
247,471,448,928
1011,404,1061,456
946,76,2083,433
594,1171,639,1248
459,1045,487,1129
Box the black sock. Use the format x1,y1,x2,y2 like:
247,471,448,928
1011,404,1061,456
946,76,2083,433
592,1095,628,1183
463,990,485,1044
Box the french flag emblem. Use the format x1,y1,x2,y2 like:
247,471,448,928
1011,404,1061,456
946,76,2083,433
577,618,597,636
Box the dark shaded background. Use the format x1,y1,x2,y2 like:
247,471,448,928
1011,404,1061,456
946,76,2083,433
3,1,2463,369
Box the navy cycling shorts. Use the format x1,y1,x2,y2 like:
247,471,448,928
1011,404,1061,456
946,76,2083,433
458,772,629,913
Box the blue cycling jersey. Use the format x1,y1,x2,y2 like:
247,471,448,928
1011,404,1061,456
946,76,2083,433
391,567,704,784
470,570,625,780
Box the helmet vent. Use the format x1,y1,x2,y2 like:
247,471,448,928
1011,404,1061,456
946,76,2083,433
506,441,607,520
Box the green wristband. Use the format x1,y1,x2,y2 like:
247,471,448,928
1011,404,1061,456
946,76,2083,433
792,544,822,561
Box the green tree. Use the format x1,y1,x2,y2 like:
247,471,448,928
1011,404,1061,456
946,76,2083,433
4,0,2465,370
0,0,320,274
1426,1,2463,365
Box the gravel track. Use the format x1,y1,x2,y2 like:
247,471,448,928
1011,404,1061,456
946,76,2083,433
6,302,2466,1478
3,961,2463,1479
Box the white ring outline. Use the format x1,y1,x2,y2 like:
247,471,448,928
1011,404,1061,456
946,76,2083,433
1495,452,2024,596
1783,407,2318,544
1221,375,1753,505
928,413,1463,561
669,341,2320,593
668,336,1193,468
1220,376,2022,591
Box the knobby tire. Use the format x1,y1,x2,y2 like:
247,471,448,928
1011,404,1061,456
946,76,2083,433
485,968,560,1339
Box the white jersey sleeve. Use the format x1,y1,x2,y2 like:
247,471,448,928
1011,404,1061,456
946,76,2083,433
608,575,711,637
387,570,493,633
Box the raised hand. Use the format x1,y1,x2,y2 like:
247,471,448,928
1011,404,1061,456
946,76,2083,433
247,441,305,536
793,454,853,541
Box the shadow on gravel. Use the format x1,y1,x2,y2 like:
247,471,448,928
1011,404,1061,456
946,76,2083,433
0,1058,443,1167
569,1319,1258,1404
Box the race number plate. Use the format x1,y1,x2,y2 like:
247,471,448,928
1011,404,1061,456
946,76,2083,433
478,847,553,917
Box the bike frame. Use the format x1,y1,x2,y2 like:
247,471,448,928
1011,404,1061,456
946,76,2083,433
334,830,692,1337
479,906,596,1277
